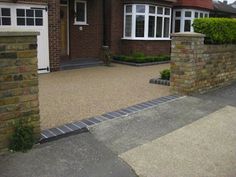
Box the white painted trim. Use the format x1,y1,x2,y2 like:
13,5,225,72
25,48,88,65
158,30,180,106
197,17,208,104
123,4,172,41
74,0,87,25
172,8,209,33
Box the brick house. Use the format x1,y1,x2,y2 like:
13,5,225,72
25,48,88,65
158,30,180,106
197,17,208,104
0,0,228,73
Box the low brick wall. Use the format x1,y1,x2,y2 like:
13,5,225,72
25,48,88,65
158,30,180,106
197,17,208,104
0,32,40,153
171,32,236,95
120,40,171,56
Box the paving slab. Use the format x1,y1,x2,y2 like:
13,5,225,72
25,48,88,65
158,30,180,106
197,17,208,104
0,133,137,177
120,106,236,177
90,96,224,154
197,82,236,107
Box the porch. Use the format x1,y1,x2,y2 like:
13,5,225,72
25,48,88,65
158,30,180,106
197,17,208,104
39,64,170,130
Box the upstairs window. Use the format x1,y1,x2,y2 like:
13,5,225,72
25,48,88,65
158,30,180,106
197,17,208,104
173,9,209,33
0,8,11,26
74,0,87,25
124,4,171,40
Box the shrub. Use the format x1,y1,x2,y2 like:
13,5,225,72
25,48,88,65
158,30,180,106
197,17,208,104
160,69,170,80
114,54,170,63
9,121,35,152
193,18,236,44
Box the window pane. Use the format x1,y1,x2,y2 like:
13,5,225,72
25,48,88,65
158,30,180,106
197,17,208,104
157,7,163,15
35,10,43,17
125,15,132,37
35,18,43,26
175,19,180,32
26,9,34,17
164,18,169,37
27,18,34,26
200,13,203,18
205,13,208,18
76,2,85,22
156,17,162,37
17,18,25,25
2,17,11,25
126,5,132,13
175,11,181,17
165,8,170,15
184,20,191,32
136,15,144,37
149,6,155,14
148,16,155,37
2,8,10,16
17,9,25,17
185,11,191,17
195,12,198,18
136,5,145,13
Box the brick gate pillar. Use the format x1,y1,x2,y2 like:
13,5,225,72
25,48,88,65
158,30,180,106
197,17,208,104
0,32,41,153
170,32,205,95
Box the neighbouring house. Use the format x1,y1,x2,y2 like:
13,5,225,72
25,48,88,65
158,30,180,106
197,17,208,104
0,0,234,73
211,0,236,17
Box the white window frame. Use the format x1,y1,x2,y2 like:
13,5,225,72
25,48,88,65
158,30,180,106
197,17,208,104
74,0,87,25
173,9,209,33
123,4,172,40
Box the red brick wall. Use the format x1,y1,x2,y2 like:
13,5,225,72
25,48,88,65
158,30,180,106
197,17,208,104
175,0,213,10
121,40,171,56
107,0,173,56
69,0,103,59
48,0,60,71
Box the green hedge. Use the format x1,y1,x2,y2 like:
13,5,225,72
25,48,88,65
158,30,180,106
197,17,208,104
193,18,236,44
114,53,170,63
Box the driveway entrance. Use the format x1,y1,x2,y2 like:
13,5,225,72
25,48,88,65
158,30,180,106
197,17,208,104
39,64,170,129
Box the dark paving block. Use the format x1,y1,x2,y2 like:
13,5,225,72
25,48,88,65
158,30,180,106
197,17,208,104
102,114,116,119
82,119,95,126
49,128,64,136
88,117,101,124
57,125,71,133
65,123,80,131
73,121,87,128
41,130,56,139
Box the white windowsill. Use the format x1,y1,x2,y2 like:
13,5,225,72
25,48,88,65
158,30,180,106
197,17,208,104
121,37,171,41
73,22,89,26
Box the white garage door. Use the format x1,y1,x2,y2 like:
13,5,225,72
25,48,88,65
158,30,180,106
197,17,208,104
0,3,50,74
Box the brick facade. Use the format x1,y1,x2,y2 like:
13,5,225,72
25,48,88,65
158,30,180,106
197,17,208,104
0,32,41,153
69,0,103,59
171,33,236,95
48,0,61,71
121,40,171,56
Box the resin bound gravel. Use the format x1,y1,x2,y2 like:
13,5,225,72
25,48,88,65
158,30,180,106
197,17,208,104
39,63,169,129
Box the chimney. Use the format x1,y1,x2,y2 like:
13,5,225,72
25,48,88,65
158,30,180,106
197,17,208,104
223,0,228,4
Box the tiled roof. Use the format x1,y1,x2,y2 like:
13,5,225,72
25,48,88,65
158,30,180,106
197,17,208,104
213,0,236,14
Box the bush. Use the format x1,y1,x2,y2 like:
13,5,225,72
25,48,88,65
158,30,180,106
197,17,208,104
160,69,170,80
193,18,236,44
114,53,170,63
9,121,35,152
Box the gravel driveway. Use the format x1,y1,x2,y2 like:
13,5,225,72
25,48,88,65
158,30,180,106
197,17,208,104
39,63,170,129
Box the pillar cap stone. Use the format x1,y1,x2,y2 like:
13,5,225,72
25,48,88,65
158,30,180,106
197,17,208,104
171,32,205,38
0,32,40,37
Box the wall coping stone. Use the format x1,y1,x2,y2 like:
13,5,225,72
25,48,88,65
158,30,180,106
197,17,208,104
0,32,40,37
171,32,205,38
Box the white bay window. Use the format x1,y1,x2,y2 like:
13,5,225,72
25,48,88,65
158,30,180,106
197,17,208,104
173,9,209,33
123,4,171,40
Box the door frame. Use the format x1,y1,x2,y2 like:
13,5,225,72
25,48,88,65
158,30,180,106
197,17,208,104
60,1,70,56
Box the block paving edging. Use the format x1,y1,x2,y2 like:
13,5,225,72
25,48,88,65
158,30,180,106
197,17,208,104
150,78,170,86
39,95,183,143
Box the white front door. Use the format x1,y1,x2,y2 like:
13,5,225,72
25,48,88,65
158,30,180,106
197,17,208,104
0,3,50,73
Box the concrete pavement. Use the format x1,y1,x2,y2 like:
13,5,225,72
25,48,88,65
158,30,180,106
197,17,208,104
1,83,236,177
0,133,137,177
120,106,236,177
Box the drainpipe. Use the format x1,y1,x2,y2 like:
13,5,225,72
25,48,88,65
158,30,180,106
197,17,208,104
103,0,107,46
